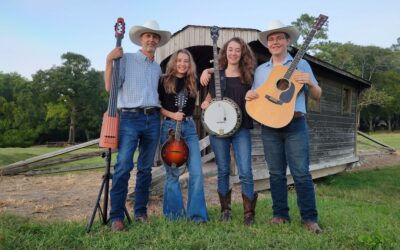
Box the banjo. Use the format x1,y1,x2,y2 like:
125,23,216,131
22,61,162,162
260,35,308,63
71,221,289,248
201,26,242,137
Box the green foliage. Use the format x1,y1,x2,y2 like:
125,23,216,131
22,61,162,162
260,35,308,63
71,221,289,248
291,13,329,54
0,73,45,147
31,52,106,143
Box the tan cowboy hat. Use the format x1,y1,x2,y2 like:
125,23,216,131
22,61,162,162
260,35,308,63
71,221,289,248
129,20,171,47
258,20,300,47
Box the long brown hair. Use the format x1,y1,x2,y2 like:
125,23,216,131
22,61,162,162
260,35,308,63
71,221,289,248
163,49,197,98
218,37,256,84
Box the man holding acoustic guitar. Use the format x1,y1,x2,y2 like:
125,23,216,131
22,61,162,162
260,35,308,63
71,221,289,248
245,19,324,234
104,20,171,232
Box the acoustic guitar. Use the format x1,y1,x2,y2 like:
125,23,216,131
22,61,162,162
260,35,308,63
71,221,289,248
99,18,125,149
161,91,189,168
201,26,242,137
246,14,328,128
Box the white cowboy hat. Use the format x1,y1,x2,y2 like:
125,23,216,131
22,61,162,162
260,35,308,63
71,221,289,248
258,20,300,47
129,20,171,47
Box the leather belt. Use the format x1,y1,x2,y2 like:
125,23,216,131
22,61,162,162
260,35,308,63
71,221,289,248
293,112,304,118
165,116,193,122
120,107,159,115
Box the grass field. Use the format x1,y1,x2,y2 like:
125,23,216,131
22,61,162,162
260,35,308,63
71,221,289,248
1,132,399,248
1,166,399,249
357,131,400,151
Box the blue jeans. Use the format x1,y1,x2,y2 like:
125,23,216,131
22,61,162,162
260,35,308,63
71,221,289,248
161,119,208,223
261,116,318,223
109,111,160,222
210,128,254,199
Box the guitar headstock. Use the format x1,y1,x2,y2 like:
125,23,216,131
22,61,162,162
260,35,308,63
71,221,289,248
210,26,220,44
312,14,328,30
114,17,125,38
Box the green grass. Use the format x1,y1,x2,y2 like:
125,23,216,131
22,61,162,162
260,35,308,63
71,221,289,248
357,131,400,151
1,166,400,249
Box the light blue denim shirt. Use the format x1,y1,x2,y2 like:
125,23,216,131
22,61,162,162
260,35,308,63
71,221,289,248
252,53,317,113
117,50,161,108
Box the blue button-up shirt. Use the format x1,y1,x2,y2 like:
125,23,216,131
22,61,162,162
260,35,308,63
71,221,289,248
117,50,161,108
252,54,318,113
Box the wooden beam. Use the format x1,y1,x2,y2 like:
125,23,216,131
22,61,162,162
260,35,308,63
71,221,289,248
0,139,100,175
357,131,396,152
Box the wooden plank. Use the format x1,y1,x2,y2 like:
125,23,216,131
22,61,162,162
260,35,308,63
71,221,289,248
24,164,105,176
0,139,100,175
357,130,396,152
250,164,348,192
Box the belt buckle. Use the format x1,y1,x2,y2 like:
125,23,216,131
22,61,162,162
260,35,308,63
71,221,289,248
144,107,153,115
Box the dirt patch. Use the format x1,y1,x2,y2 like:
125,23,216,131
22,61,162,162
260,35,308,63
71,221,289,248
1,151,399,222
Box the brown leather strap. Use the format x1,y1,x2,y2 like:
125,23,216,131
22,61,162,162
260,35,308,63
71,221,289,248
293,112,304,118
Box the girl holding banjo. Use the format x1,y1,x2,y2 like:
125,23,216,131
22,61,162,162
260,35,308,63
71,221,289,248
158,49,208,223
200,37,257,225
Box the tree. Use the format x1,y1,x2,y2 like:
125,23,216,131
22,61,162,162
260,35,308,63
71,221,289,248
0,73,45,146
315,42,396,83
358,86,392,131
32,52,106,144
380,70,400,131
291,13,329,54
390,37,400,51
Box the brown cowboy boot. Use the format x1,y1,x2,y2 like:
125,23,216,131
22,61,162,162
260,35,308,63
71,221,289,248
242,192,258,226
218,190,232,222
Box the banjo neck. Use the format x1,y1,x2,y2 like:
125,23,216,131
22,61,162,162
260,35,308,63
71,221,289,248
210,26,222,101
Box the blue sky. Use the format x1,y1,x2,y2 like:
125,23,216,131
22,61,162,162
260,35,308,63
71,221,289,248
1,0,399,79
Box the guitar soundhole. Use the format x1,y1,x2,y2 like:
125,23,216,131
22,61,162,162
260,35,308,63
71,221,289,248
276,78,290,91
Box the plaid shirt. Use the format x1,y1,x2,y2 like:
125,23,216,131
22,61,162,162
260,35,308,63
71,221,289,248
117,50,161,108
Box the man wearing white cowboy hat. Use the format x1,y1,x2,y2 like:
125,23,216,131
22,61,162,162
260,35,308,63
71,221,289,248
104,19,171,232
246,20,322,234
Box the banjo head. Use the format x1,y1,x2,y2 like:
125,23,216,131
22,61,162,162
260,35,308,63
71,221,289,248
201,98,242,137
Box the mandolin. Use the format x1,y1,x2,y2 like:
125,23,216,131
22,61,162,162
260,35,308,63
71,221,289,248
246,14,328,128
99,17,125,149
161,91,189,168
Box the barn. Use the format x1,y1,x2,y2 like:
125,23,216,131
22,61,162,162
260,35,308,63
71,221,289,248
154,25,371,191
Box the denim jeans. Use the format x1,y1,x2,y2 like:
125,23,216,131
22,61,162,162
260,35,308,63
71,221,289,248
161,119,208,223
261,116,318,223
210,128,254,199
109,111,160,222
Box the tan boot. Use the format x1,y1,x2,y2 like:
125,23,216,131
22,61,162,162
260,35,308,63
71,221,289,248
218,190,232,222
303,221,323,234
242,192,258,225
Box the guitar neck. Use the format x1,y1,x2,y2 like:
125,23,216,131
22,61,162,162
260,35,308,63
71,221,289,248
284,28,317,80
212,41,222,100
107,36,123,117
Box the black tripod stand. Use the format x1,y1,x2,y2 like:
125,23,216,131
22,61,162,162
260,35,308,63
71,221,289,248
85,148,131,233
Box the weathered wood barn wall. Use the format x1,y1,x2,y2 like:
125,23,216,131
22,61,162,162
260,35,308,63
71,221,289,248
155,25,370,190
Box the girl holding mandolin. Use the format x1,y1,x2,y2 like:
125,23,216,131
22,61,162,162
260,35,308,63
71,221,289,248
158,49,208,223
200,37,258,225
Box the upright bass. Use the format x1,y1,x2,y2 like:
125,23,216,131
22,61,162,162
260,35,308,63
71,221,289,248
99,18,125,149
